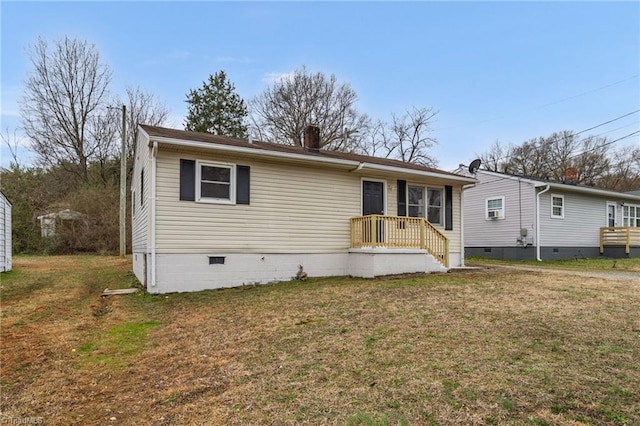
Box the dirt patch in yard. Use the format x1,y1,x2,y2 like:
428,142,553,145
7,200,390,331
2,256,639,425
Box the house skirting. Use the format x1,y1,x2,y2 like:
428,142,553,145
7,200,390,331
134,250,453,294
602,246,640,259
466,246,610,261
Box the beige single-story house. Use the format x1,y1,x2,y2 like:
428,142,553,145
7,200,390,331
131,124,476,293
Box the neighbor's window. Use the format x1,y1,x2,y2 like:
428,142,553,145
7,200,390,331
551,194,564,218
196,161,235,203
427,188,442,224
408,186,424,217
486,196,505,219
623,205,640,227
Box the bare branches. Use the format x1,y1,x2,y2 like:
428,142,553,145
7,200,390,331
476,130,638,189
357,107,439,167
250,66,368,150
20,36,112,181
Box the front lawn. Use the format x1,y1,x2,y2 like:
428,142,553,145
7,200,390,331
1,256,639,425
467,256,640,272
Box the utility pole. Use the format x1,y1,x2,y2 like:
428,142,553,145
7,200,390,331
119,105,126,257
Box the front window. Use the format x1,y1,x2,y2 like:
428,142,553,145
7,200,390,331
486,196,505,219
408,186,424,217
551,194,564,218
427,188,442,224
197,161,235,203
623,205,640,227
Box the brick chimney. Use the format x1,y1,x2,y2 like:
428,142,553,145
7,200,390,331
304,125,320,152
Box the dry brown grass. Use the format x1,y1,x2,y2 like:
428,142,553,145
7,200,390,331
1,256,639,425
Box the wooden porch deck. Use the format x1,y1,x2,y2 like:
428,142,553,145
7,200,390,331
350,215,449,267
600,227,640,254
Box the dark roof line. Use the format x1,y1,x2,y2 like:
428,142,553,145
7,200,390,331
140,124,468,179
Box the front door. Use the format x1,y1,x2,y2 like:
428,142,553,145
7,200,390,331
606,202,616,227
362,180,384,244
362,180,384,215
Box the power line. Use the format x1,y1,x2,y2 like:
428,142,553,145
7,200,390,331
438,74,639,130
470,129,639,189
482,109,640,165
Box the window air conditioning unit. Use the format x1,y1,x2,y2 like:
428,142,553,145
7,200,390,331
488,210,500,219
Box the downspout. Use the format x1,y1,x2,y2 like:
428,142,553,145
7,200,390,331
460,183,477,267
536,185,550,261
150,141,158,288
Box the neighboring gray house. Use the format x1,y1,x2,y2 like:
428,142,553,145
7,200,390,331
463,170,640,260
1,191,12,272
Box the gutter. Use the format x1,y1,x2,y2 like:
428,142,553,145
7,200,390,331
150,141,158,288
536,185,550,261
460,183,477,267
148,135,477,184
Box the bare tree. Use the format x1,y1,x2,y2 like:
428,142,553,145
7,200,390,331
20,36,112,181
250,66,368,150
118,86,169,161
356,107,439,167
596,145,640,191
476,130,625,187
478,140,509,172
1,128,26,169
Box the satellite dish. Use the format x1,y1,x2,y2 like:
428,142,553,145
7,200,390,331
468,158,482,174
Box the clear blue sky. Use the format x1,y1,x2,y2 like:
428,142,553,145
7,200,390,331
1,1,639,171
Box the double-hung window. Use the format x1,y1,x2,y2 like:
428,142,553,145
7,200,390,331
405,185,442,225
551,194,564,219
408,186,424,218
486,196,505,219
197,161,235,203
623,205,640,227
427,188,442,225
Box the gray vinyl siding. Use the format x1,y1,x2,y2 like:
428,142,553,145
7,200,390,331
0,193,11,272
131,134,151,253
153,149,464,255
464,174,536,247
538,190,609,247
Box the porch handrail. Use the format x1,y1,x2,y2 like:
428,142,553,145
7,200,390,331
350,215,449,267
600,226,640,255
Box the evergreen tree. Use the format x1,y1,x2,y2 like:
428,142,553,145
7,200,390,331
184,71,248,137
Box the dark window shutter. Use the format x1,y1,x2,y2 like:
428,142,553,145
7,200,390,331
236,165,250,204
180,159,196,201
445,185,453,230
141,169,145,206
397,180,407,216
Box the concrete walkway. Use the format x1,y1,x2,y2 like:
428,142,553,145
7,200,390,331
471,263,640,282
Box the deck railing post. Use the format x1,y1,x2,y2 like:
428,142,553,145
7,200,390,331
372,216,377,248
626,226,631,254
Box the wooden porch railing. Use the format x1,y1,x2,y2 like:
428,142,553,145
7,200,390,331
350,215,449,267
600,226,640,254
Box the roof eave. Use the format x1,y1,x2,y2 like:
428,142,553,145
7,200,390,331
149,135,477,184
533,181,640,201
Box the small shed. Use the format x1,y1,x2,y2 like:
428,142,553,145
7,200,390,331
1,191,12,272
37,209,87,238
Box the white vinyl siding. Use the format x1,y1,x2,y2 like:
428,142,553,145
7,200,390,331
131,135,152,253
154,150,463,257
156,151,360,253
539,191,606,246
0,193,11,272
